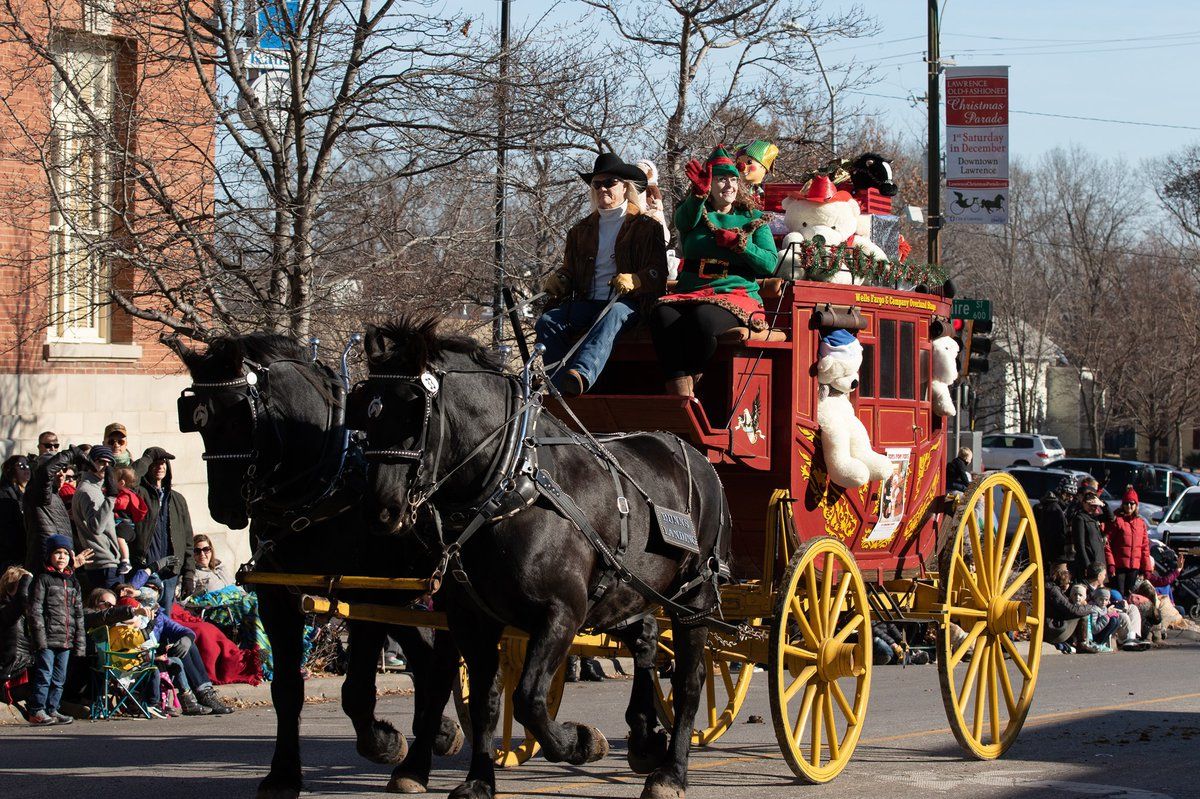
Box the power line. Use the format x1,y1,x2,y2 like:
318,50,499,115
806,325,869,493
944,29,1200,45
849,90,1200,132
945,39,1200,58
950,227,1200,266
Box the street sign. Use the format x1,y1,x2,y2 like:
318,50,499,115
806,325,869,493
951,298,992,321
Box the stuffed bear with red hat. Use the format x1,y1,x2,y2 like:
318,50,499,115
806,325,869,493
778,175,889,283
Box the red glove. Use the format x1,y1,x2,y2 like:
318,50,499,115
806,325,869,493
685,159,711,198
712,228,739,249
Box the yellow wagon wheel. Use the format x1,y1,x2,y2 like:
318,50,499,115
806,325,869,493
768,536,871,784
453,638,567,767
937,471,1044,760
652,624,759,746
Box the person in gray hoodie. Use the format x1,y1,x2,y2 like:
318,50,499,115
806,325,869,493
70,446,122,591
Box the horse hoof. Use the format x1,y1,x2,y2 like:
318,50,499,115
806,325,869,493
435,716,465,757
627,730,670,774
640,773,686,799
566,723,609,765
256,775,302,799
448,779,494,799
358,719,409,764
386,774,427,794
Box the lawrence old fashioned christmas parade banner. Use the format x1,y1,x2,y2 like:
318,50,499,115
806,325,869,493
944,65,1009,225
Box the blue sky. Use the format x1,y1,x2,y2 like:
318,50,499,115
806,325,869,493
453,0,1199,165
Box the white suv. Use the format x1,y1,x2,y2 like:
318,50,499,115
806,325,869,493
981,433,1067,469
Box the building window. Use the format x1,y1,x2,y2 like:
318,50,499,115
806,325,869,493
48,35,116,343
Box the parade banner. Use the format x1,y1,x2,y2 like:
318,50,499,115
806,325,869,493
944,66,1009,225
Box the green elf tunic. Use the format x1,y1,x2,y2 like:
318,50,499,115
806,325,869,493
659,193,779,329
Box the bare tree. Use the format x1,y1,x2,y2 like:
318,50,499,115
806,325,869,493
583,0,875,197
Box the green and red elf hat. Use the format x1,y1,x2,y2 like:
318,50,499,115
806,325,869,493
706,145,740,177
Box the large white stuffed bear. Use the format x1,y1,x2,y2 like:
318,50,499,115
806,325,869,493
930,335,960,417
779,175,889,284
816,329,895,489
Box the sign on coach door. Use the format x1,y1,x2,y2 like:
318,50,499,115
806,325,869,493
944,65,1009,226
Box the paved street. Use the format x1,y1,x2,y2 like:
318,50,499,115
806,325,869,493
1,642,1197,799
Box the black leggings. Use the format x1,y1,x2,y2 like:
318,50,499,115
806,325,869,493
650,303,741,379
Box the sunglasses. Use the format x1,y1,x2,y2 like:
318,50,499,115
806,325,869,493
107,435,126,443
96,600,114,609
39,441,60,450
591,177,620,189
194,546,212,554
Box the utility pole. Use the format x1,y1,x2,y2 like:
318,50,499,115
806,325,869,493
926,0,941,267
492,0,512,349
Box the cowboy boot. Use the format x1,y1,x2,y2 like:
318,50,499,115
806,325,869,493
664,376,693,397
179,690,212,716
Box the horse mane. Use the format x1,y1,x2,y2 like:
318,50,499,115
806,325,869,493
366,313,503,373
181,333,311,379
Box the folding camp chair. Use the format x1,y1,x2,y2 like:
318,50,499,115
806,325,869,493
89,626,158,720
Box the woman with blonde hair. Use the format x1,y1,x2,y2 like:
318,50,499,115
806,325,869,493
534,152,668,395
1,565,34,691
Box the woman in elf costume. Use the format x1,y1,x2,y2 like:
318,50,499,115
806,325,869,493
650,146,778,396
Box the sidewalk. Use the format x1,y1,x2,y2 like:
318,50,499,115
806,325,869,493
222,671,415,707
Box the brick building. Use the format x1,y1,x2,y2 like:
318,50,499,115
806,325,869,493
0,1,228,550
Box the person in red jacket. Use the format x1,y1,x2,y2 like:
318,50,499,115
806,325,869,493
1105,487,1153,597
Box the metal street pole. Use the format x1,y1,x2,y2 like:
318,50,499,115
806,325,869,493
926,0,941,267
492,0,511,349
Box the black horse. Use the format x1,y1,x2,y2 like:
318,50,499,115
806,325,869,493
356,316,732,799
169,333,463,798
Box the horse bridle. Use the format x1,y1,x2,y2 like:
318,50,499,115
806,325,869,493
179,357,355,531
351,365,530,526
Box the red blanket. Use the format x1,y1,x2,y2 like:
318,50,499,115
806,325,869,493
170,605,261,686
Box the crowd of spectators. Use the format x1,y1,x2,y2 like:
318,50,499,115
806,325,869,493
0,425,253,725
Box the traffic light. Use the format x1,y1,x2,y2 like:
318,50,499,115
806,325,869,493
964,318,993,376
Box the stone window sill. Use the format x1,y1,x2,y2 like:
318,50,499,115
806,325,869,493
43,342,144,362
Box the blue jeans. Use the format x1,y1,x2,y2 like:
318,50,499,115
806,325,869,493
29,648,71,714
160,575,180,614
535,298,638,389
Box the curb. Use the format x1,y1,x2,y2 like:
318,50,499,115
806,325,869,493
221,671,414,707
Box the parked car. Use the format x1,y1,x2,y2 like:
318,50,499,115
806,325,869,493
981,433,1066,469
1003,466,1093,505
1151,486,1200,553
1047,457,1198,510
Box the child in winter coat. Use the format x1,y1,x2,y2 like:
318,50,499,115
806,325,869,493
26,533,85,725
112,468,147,577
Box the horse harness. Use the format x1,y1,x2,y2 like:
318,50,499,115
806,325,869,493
351,364,734,633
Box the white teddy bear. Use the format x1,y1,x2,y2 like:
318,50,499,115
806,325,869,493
930,335,960,417
815,330,895,489
778,176,889,284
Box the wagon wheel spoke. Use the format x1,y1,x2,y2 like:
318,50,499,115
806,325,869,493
789,595,820,648
784,643,819,664
997,630,1033,680
987,643,1002,745
828,573,852,633
805,561,825,639
993,489,1015,587
830,679,859,727
952,553,988,609
810,683,824,768
947,606,987,620
958,635,989,710
1000,563,1038,603
783,665,817,704
720,659,735,697
983,486,997,586
705,649,718,729
967,513,991,595
996,647,1018,715
821,553,835,630
949,620,986,669
969,638,991,741
832,613,864,645
823,689,840,762
997,518,1028,588
793,681,818,741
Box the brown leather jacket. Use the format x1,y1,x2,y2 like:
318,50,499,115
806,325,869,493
555,204,667,309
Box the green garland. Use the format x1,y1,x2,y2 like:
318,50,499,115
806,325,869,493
783,239,949,286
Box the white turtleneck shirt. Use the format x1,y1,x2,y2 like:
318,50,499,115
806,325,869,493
589,203,627,299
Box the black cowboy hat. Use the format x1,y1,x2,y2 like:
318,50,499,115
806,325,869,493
578,152,647,187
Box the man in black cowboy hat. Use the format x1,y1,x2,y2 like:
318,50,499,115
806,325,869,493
534,152,667,395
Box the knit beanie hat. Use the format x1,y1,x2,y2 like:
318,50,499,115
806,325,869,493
89,445,115,465
706,146,739,178
44,533,74,560
1056,477,1078,497
1093,588,1111,604
1123,487,1139,504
